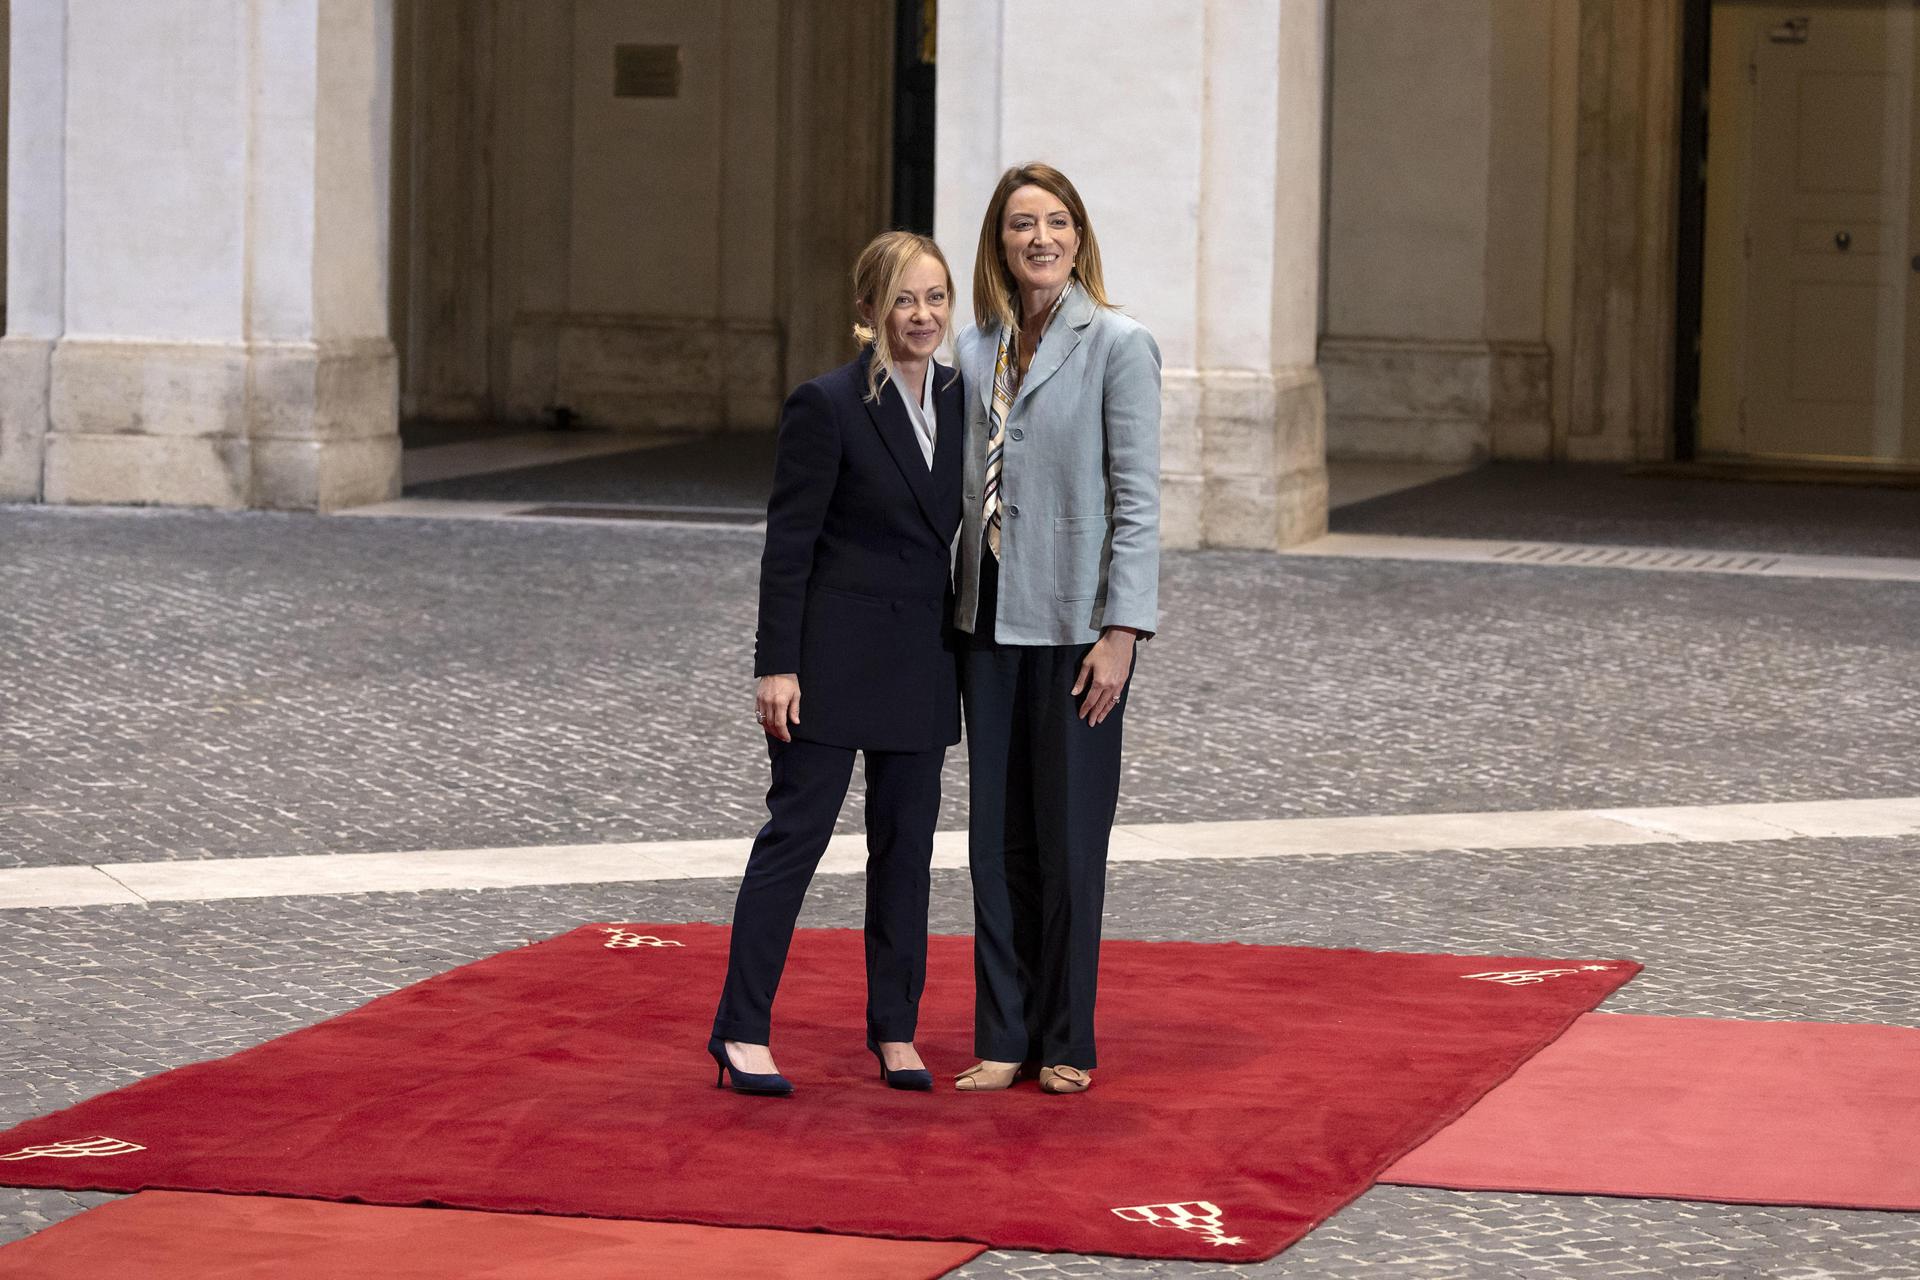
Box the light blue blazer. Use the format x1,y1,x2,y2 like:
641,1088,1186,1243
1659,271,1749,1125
953,285,1162,645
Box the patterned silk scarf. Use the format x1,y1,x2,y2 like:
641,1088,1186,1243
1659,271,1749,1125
983,283,1072,558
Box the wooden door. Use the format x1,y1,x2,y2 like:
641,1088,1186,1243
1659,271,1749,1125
1702,3,1920,465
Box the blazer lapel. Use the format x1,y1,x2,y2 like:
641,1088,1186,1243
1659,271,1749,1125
864,362,944,536
1012,285,1095,408
931,363,964,541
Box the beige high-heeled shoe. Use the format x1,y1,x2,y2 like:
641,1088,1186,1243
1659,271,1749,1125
1037,1065,1092,1094
953,1060,1027,1091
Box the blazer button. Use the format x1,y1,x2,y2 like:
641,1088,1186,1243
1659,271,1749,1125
1010,428,1024,441
899,548,911,561
1008,503,1020,517
891,601,902,614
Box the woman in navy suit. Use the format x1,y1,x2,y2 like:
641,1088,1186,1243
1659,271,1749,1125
708,231,964,1095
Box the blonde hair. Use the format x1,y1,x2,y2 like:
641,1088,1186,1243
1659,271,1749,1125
971,163,1112,339
851,230,955,404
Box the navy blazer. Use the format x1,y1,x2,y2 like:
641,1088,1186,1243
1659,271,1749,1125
753,351,964,753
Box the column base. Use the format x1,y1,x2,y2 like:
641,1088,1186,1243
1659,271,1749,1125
0,338,56,501
1161,365,1329,551
40,338,399,511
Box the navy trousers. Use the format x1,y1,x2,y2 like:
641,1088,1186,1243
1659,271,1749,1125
961,552,1130,1070
712,734,945,1047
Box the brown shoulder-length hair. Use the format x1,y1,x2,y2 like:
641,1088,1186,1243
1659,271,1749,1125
972,163,1112,338
850,230,955,403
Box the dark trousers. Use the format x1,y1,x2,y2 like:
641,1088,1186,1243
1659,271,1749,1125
962,552,1129,1070
711,735,945,1047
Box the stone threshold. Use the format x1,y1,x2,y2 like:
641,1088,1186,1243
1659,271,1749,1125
4,796,1916,911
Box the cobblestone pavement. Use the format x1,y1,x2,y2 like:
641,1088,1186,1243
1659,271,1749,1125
1332,462,1920,558
4,507,1917,868
4,833,1917,1275
3,503,1918,1276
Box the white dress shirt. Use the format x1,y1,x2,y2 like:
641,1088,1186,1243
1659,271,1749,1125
890,363,938,469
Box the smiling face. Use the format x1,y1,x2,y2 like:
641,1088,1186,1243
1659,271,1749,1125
877,253,951,365
1000,184,1080,299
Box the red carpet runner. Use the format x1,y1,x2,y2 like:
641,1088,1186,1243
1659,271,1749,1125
0,1192,984,1279
1384,1012,1920,1210
0,924,1636,1261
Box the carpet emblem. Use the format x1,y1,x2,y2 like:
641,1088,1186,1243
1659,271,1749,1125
0,1137,145,1162
600,928,684,950
1111,1200,1246,1248
1463,966,1615,986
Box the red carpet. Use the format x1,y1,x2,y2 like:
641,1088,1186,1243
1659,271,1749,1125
0,1192,983,1279
0,924,1635,1261
1384,1013,1920,1210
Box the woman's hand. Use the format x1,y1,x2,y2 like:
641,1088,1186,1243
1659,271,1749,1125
756,675,802,742
1071,629,1136,727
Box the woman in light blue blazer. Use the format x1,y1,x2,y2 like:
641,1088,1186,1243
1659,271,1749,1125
950,163,1160,1095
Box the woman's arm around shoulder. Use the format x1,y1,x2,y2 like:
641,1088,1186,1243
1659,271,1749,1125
754,379,842,679
1099,317,1162,640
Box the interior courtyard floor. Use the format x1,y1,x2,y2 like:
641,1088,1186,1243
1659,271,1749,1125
2,458,1917,1277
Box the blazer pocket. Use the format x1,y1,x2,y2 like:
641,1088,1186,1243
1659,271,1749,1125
1053,515,1107,602
815,583,890,607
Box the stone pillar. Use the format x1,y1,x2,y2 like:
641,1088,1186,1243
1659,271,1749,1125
7,0,399,511
392,0,496,423
0,0,62,500
1565,0,1681,461
935,0,1329,551
778,0,894,397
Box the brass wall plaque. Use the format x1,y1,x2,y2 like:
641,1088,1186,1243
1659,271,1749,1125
614,44,682,98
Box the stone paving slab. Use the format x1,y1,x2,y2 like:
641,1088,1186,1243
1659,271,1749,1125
4,508,1917,869
4,834,1917,1275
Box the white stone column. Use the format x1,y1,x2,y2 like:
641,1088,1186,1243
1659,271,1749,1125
13,0,398,511
0,0,65,500
935,0,1330,550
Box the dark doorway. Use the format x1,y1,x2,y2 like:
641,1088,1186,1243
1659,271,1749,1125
1672,0,1711,461
891,0,936,233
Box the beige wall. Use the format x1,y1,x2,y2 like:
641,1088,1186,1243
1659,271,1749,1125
567,1,776,321
396,0,888,434
1322,0,1560,462
1326,0,1494,341
1321,0,1679,464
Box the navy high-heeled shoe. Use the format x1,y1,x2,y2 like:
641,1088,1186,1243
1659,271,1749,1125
707,1037,793,1096
871,1046,933,1092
